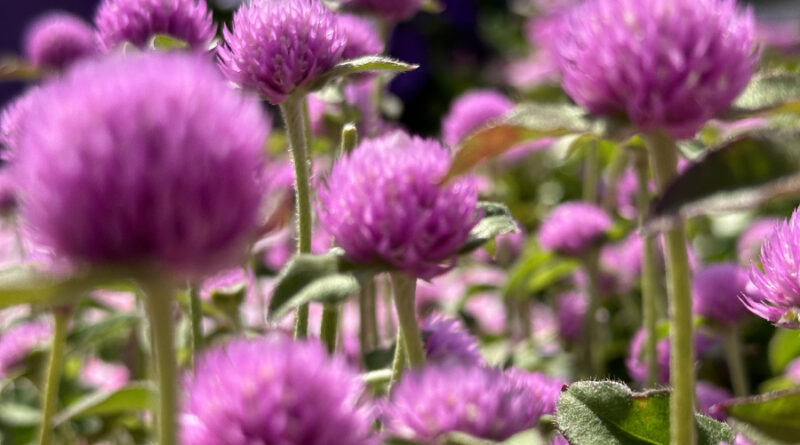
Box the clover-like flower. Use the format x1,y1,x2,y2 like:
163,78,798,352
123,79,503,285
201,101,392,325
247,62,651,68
23,12,96,69
538,202,611,256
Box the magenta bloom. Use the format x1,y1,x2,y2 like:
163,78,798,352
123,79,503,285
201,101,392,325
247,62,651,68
505,369,567,417
737,218,779,265
80,357,130,391
556,291,586,342
0,87,44,160
0,321,51,378
382,365,540,442
550,0,757,139
786,357,800,384
15,53,270,276
538,202,611,256
23,12,96,70
626,328,715,384
696,381,732,421
421,315,483,367
743,209,800,328
442,90,514,146
95,0,214,51
218,0,346,104
181,337,375,445
338,14,384,61
693,263,751,324
318,131,478,279
348,0,423,22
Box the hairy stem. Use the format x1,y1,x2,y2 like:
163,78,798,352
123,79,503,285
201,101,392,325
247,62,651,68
320,304,340,354
37,307,71,445
723,325,749,397
359,278,379,355
391,272,425,368
581,254,603,376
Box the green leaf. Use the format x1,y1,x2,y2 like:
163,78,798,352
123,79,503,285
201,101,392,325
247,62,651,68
557,381,734,445
53,382,154,426
149,34,189,50
420,0,445,13
0,56,41,81
442,103,595,182
499,429,546,445
721,388,800,443
0,403,40,427
459,202,519,254
0,266,132,309
729,73,800,118
67,312,140,349
306,56,417,92
361,369,392,386
269,274,358,321
768,329,800,374
729,419,794,445
645,133,800,233
441,432,496,445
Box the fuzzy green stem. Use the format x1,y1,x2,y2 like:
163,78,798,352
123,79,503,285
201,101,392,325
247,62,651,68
36,307,70,445
723,325,749,397
341,123,358,155
320,304,340,354
634,150,661,387
281,95,314,339
142,277,178,445
582,141,599,203
359,278,379,355
645,132,695,445
390,273,425,369
189,286,203,359
581,254,603,376
602,147,629,212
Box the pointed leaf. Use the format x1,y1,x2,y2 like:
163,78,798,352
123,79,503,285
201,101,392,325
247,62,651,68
645,133,800,233
269,274,358,321
53,382,154,426
729,73,800,118
67,312,140,349
557,380,734,445
768,329,800,374
720,388,800,443
459,202,519,254
306,56,417,92
149,34,189,50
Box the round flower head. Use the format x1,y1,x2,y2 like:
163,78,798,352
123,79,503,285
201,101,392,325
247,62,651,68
743,208,800,328
737,218,779,265
0,321,52,378
1,87,45,161
382,365,540,442
693,263,751,324
538,201,611,256
181,337,375,445
348,0,423,22
696,381,731,421
318,131,478,279
218,0,346,104
556,291,586,342
626,328,715,385
23,12,96,70
94,0,214,51
421,315,483,367
442,90,514,146
80,357,130,391
338,14,384,61
15,53,270,276
550,0,757,139
505,369,567,418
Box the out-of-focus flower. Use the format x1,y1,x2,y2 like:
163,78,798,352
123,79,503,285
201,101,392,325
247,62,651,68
23,12,96,70
757,20,800,51
505,53,559,90
786,357,800,384
80,357,130,391
382,365,540,442
421,315,483,367
472,229,526,266
218,0,346,104
693,263,751,324
15,53,270,276
0,87,44,160
338,13,384,60
737,218,779,265
505,368,567,417
318,131,478,280
181,337,375,445
441,90,514,147
626,328,715,385
549,0,757,139
538,201,611,256
0,321,52,378
556,291,586,342
464,292,507,336
95,0,214,50
347,0,423,22
696,381,731,421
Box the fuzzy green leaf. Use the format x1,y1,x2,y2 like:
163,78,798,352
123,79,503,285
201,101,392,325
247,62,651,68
729,73,800,117
307,56,417,92
721,388,800,443
53,382,154,426
0,266,132,309
459,202,518,254
768,329,800,374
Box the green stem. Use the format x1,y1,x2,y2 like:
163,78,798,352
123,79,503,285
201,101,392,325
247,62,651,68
582,140,599,202
389,327,407,389
189,286,203,359
390,272,425,368
37,307,70,445
602,147,629,212
634,150,660,387
320,304,340,354
723,325,749,397
142,277,178,445
581,254,603,376
359,278,379,354
644,132,695,445
280,95,314,339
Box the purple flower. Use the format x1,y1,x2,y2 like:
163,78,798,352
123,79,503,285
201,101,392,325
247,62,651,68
693,263,751,324
472,229,526,265
538,202,611,256
318,131,478,280
421,315,483,367
442,90,514,146
556,291,586,342
0,321,52,378
95,0,214,51
181,337,375,445
15,53,270,276
338,14,384,61
737,218,779,265
0,87,44,161
218,0,346,104
347,0,423,22
382,365,540,442
599,232,644,292
505,369,567,417
626,328,715,385
80,357,130,391
742,209,800,328
696,381,731,421
23,12,96,70
0,168,18,215
549,0,757,139
786,357,800,384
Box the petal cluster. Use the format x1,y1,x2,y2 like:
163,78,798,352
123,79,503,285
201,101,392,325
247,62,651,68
338,13,384,61
692,263,751,324
318,131,478,279
218,0,346,104
15,53,270,275
538,201,611,256
550,0,757,139
442,90,514,146
421,315,483,367
0,321,51,378
23,12,96,69
181,337,375,445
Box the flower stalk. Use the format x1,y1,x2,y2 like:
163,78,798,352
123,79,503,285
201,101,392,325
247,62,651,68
36,306,71,445
723,325,749,397
390,272,425,374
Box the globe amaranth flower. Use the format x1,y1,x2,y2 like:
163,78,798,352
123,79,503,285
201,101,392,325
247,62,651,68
538,201,611,256
347,0,423,22
693,263,751,324
94,0,214,51
23,12,96,70
318,131,478,280
80,357,130,391
737,218,779,265
556,291,586,342
0,321,51,378
626,328,716,385
382,365,540,443
421,315,483,367
0,87,45,161
442,90,514,146
505,369,567,418
15,53,270,276
550,0,757,139
218,0,346,104
696,381,732,421
338,14,384,61
742,208,800,328
181,337,375,445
